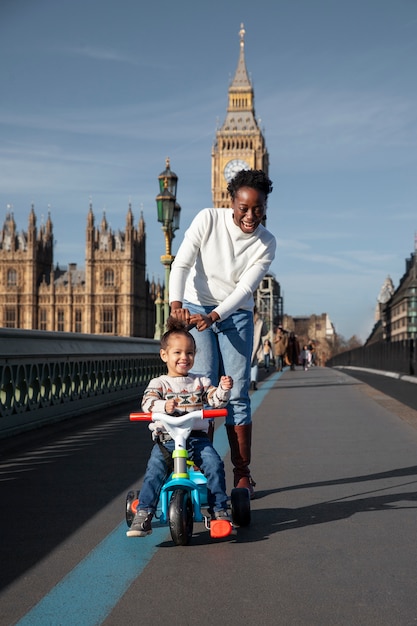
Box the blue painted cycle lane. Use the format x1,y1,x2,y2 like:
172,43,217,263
16,373,281,626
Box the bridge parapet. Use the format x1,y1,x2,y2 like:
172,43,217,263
0,329,164,438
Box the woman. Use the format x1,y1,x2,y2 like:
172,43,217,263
169,169,276,498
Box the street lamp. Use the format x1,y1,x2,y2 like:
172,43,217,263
154,158,181,339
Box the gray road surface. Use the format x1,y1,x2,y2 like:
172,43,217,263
1,366,417,625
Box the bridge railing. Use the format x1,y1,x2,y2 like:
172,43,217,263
327,339,417,377
0,329,165,438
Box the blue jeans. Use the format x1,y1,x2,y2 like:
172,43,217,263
184,301,253,426
138,435,228,513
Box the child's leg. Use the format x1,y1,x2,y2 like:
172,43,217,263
138,441,173,513
189,437,228,512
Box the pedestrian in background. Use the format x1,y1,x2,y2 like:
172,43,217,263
263,339,273,372
300,344,312,371
274,325,288,371
287,332,300,370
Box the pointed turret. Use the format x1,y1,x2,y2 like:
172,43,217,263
138,210,145,240
230,23,252,89
211,24,269,207
227,23,255,118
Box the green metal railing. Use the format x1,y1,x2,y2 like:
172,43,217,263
0,329,165,438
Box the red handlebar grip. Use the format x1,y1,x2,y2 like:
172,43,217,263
130,412,152,421
202,408,228,418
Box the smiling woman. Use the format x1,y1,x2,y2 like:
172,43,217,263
169,169,276,498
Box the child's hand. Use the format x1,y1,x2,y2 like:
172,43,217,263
165,399,177,414
220,375,233,390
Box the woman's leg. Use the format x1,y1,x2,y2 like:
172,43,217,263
216,310,256,497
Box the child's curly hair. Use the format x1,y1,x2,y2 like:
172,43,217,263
160,316,196,352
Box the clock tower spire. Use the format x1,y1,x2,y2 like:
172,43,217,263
211,23,269,207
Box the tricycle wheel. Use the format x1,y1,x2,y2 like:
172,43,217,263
169,489,193,546
126,490,140,527
231,487,251,527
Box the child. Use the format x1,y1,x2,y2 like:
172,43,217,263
263,339,273,373
300,345,312,371
127,317,233,537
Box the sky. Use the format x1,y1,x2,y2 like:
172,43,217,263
1,0,417,342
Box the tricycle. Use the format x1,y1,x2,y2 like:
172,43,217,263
126,408,251,546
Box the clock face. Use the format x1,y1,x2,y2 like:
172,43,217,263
224,159,250,182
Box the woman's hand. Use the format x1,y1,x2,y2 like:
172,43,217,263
170,304,192,325
189,313,216,332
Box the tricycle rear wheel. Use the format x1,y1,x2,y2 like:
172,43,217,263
126,490,140,527
169,489,194,546
231,487,251,526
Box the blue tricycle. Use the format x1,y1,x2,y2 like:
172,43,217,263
126,408,251,546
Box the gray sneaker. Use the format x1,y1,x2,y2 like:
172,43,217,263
126,510,153,537
214,510,231,522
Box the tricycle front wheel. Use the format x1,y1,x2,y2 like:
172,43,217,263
169,489,194,546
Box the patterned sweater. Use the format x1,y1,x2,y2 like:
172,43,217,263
141,373,230,434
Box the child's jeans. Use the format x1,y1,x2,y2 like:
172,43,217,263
138,434,228,514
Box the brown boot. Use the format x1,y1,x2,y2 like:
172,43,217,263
226,424,256,499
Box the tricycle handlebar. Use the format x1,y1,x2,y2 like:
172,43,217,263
130,408,227,422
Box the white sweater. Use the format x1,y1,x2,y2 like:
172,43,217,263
169,208,276,321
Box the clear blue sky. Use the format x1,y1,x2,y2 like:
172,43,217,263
1,0,417,341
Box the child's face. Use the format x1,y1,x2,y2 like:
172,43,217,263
160,333,195,377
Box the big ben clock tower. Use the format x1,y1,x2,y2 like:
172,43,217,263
212,24,269,207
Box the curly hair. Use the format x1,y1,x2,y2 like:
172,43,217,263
227,169,273,200
160,316,196,352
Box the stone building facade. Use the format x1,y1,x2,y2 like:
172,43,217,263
380,248,417,341
1,23,280,340
0,204,156,337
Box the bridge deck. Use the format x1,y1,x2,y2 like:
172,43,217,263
2,366,417,625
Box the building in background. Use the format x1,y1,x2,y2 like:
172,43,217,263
211,23,269,209
1,24,282,339
379,243,417,342
212,23,282,326
283,313,335,365
0,205,156,336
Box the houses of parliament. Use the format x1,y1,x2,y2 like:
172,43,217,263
0,25,282,338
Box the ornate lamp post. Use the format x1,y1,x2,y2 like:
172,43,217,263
154,158,181,339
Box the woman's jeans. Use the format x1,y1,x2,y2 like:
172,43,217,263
138,436,228,513
184,301,253,426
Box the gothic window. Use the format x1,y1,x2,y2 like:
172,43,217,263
57,309,64,332
75,309,82,333
100,233,109,251
7,268,17,286
104,269,114,287
101,309,114,334
39,309,47,331
4,307,17,328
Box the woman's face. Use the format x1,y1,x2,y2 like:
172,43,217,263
232,186,266,234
